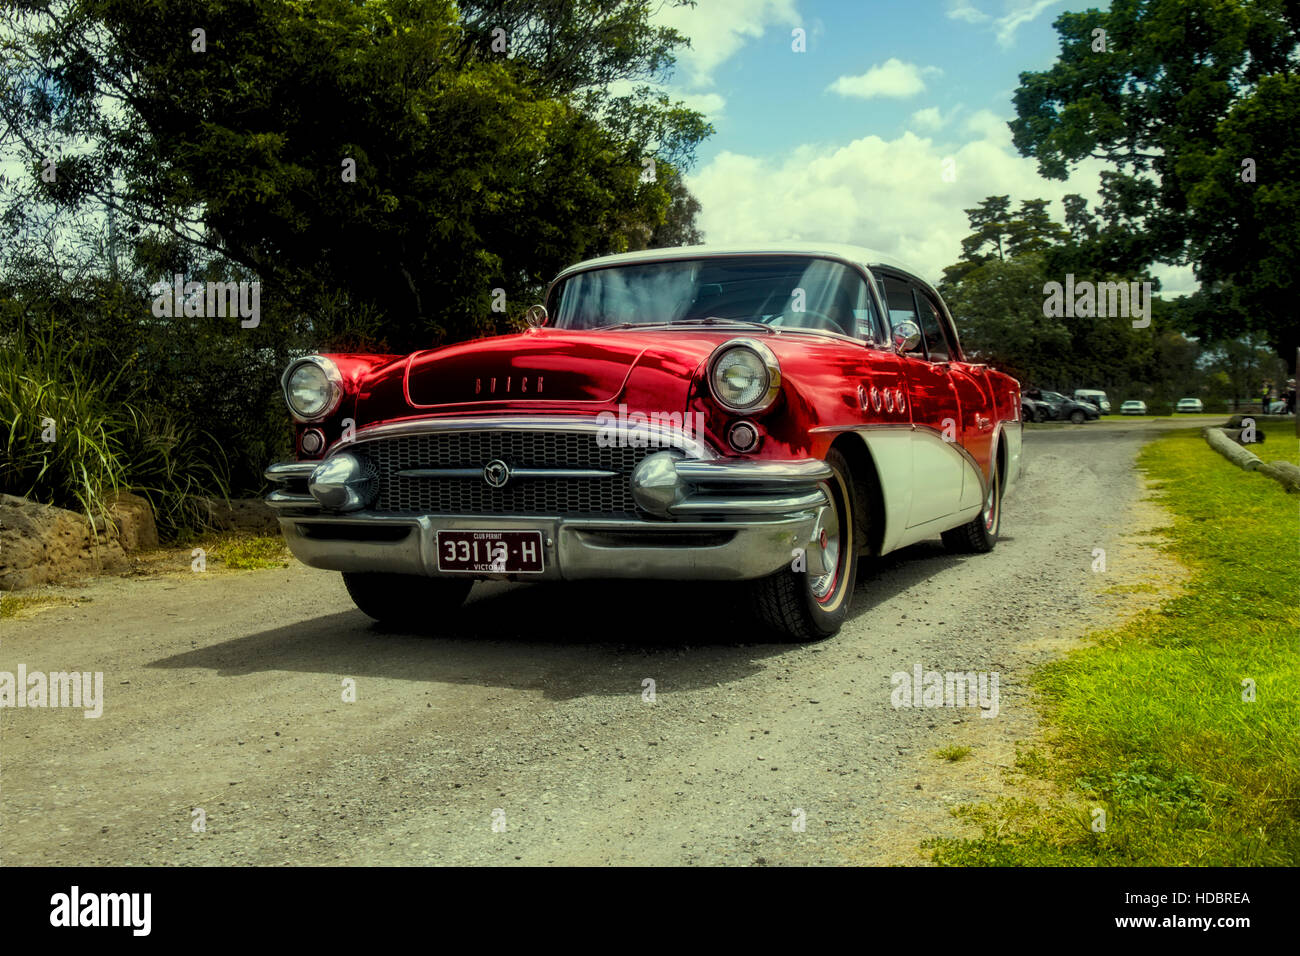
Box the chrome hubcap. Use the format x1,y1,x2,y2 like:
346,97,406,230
810,486,843,600
984,469,999,532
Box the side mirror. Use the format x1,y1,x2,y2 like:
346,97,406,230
524,303,549,329
892,320,921,353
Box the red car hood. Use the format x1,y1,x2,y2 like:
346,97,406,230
400,328,738,409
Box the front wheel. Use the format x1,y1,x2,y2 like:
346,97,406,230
343,572,472,627
942,456,1001,554
1069,409,1086,424
751,448,859,641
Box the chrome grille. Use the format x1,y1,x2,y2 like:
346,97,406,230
362,431,652,517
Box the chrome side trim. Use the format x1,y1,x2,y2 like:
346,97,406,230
668,490,827,516
674,458,832,485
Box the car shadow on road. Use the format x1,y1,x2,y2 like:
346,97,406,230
149,537,1007,700
147,579,791,699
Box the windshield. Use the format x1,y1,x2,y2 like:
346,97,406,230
550,256,881,340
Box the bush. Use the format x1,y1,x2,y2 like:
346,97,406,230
0,324,229,538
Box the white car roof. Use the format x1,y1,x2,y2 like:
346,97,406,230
553,242,921,283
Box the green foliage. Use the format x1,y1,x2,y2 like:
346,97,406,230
940,196,1163,394
204,533,290,571
0,0,711,352
928,425,1300,866
1010,0,1300,361
0,321,229,538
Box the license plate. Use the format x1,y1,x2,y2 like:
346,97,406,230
436,530,545,574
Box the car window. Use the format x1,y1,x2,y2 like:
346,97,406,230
913,290,952,362
880,276,923,355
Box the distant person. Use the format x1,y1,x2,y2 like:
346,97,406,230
1261,382,1272,416
1285,379,1296,415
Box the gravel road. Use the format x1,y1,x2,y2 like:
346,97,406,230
0,420,1190,865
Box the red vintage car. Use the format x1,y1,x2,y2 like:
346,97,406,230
266,243,1022,640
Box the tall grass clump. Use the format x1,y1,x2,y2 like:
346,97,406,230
0,324,229,539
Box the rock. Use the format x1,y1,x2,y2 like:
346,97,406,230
0,494,128,591
107,490,159,551
202,497,280,534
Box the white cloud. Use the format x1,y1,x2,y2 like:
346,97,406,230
910,106,963,132
961,109,1012,144
947,1,990,23
654,0,800,88
1152,263,1199,298
675,92,727,120
827,59,941,101
911,107,945,131
994,0,1063,47
946,1,1066,48
687,120,1109,287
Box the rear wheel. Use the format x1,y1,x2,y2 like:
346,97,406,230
751,448,859,641
343,572,472,627
942,455,1001,554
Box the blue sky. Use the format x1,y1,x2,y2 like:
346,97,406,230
651,0,1196,295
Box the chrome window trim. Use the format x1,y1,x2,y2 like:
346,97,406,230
545,252,891,347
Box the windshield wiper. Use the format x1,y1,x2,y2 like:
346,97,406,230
587,317,775,333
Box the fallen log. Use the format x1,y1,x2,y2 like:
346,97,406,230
1257,461,1300,494
1203,427,1262,471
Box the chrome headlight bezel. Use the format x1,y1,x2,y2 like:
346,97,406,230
282,355,344,423
708,339,782,413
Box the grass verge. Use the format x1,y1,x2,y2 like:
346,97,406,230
200,533,291,571
0,592,80,619
926,423,1300,865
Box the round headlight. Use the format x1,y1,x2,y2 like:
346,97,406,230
282,357,342,421
708,340,781,412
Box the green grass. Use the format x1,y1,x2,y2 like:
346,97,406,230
202,533,291,570
927,423,1300,866
0,592,78,619
935,745,973,762
0,323,230,537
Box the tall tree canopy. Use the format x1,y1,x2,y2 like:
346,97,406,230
0,0,711,349
1010,0,1299,363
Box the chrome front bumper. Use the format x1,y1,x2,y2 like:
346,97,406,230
264,453,834,582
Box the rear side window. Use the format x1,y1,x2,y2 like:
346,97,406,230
913,291,952,362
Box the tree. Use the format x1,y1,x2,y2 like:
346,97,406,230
941,194,1168,395
0,0,712,350
1010,0,1299,363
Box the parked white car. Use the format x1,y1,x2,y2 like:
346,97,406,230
1074,389,1111,414
1176,397,1204,413
1120,400,1147,415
